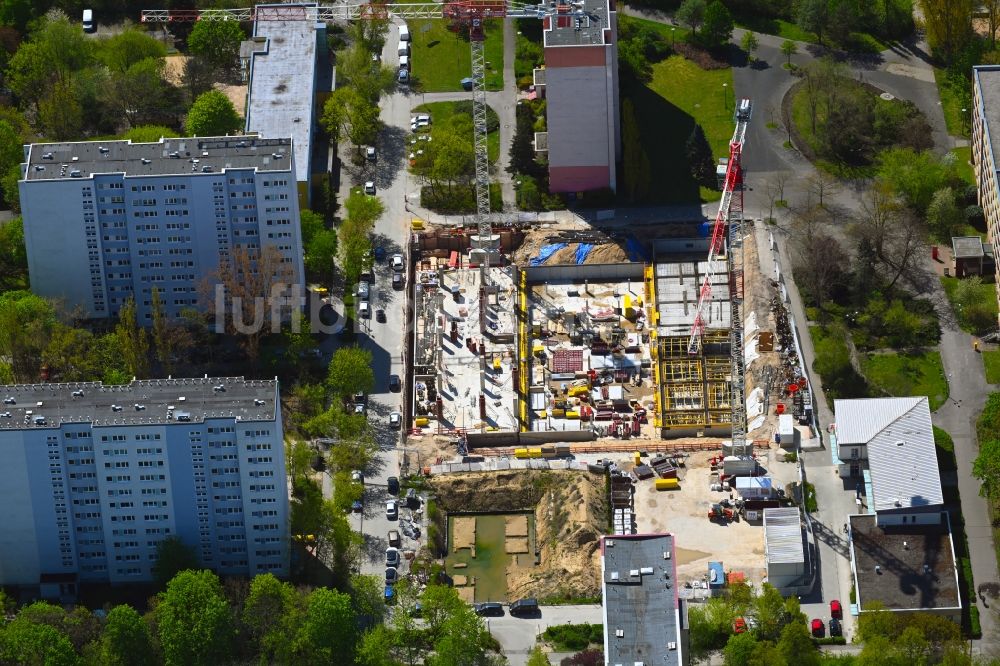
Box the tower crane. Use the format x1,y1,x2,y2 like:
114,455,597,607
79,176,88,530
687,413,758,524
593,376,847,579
687,97,752,452
142,1,587,282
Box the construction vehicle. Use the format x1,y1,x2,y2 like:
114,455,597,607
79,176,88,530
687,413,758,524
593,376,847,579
687,97,752,454
708,503,734,522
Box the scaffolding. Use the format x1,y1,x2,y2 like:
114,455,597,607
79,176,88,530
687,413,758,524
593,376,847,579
657,332,732,433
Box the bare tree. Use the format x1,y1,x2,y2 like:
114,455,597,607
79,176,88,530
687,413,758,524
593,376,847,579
788,205,850,305
851,183,926,291
209,244,296,368
806,171,841,209
151,287,194,377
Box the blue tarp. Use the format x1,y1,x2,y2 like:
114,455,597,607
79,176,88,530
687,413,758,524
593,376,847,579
575,243,594,264
625,237,650,262
530,243,567,266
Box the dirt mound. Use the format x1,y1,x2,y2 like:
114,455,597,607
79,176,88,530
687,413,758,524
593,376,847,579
430,471,608,601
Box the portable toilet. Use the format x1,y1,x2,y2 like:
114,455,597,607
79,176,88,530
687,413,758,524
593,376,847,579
777,414,800,449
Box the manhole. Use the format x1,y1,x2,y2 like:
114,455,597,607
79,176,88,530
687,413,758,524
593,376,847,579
880,92,895,101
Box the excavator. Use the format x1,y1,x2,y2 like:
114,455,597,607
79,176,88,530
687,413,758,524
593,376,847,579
708,503,735,522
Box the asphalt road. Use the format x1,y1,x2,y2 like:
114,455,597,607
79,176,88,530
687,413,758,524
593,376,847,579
486,604,604,666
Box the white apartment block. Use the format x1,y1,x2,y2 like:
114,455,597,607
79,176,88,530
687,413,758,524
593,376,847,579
973,65,1000,322
0,377,288,596
18,136,305,323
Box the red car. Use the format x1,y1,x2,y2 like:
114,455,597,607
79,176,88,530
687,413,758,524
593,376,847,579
733,617,747,634
830,599,843,619
811,618,825,637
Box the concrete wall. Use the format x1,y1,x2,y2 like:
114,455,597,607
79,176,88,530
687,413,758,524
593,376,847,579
466,429,595,448
524,262,643,284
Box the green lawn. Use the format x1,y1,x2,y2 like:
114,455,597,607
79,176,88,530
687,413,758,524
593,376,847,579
983,350,1000,384
412,100,500,163
409,19,503,92
933,66,971,139
733,14,816,42
514,18,543,86
629,41,733,203
952,145,975,186
933,425,958,471
861,350,949,411
941,276,999,334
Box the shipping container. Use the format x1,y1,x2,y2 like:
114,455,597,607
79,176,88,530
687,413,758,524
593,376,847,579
565,410,580,419
655,478,680,490
414,417,429,427
514,448,529,459
528,448,543,458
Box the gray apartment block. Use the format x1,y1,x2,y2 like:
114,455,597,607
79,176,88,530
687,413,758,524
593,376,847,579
0,377,288,596
18,135,305,322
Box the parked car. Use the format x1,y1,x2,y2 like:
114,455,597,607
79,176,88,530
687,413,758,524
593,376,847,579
829,617,842,637
374,246,386,262
386,499,398,520
391,254,405,271
398,69,409,84
387,477,400,495
389,374,401,392
385,567,398,584
350,470,364,484
364,181,376,195
351,500,363,513
733,617,747,634
366,146,377,161
509,598,539,617
354,402,366,415
810,618,824,638
376,309,386,323
389,412,402,428
474,602,504,617
830,599,843,619
358,300,370,318
388,530,401,548
356,281,370,299
392,272,404,289
385,548,400,567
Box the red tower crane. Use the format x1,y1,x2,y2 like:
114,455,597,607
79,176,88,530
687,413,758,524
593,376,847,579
687,97,752,450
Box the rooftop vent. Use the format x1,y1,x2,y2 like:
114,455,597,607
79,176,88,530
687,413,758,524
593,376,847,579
629,569,640,577
213,385,225,392
272,152,284,159
36,402,42,407
923,564,931,574
640,567,654,575
134,404,145,411
903,541,909,550
606,540,614,547
202,151,209,157
111,405,123,412
71,390,84,397
668,642,677,651
202,165,213,172
610,571,619,580
0,412,11,419
70,170,82,177
141,158,151,165
254,399,265,406
896,440,905,447
34,416,45,425
34,165,45,171
169,151,180,158
42,152,53,160
875,565,882,574
615,629,624,638
98,146,109,153
71,156,79,162
175,411,191,422
178,396,186,402
663,551,671,559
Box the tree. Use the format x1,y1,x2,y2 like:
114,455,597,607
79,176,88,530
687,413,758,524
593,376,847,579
349,18,391,55
108,57,172,128
925,187,964,241
123,125,180,143
351,574,388,627
987,0,1000,49
621,99,651,202
919,0,974,65
723,631,760,666
186,90,242,136
686,123,716,188
0,0,35,32
115,296,150,379
321,85,381,151
852,182,924,291
974,439,1000,499
43,325,98,381
151,287,193,376
97,28,167,73
296,587,358,662
0,290,56,382
243,573,301,663
700,1,734,48
305,228,338,281
427,602,498,666
796,0,828,43
157,570,235,666
6,14,94,116
741,31,759,62
776,621,819,666
0,216,27,288
509,102,542,178
676,0,707,33
182,54,218,100
356,625,400,666
187,19,244,71
876,148,958,213
0,617,78,666
780,39,797,66
38,78,84,141
327,346,375,398
152,536,199,587
752,583,786,641
210,244,295,367
100,605,153,666
527,646,551,665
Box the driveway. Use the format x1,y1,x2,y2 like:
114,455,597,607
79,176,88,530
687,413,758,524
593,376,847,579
487,604,604,666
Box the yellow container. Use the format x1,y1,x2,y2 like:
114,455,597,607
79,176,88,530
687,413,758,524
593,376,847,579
537,410,548,419
634,451,642,465
550,408,566,418
568,386,589,397
414,417,429,427
514,448,530,459
493,357,502,370
411,218,425,230
565,410,580,419
655,478,680,491
528,447,543,458
533,344,545,355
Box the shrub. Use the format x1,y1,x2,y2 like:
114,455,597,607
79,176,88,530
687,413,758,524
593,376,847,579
542,624,604,652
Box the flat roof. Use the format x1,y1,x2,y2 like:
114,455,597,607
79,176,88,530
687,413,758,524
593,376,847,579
953,236,985,259
602,533,682,666
850,513,961,612
21,136,293,181
764,507,805,565
245,4,320,184
835,397,943,511
0,377,277,428
544,0,612,47
975,66,1000,175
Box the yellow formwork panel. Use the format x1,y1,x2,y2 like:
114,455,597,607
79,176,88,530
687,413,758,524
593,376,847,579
660,359,702,384
662,411,710,426
704,357,731,381
663,383,705,411
706,382,731,409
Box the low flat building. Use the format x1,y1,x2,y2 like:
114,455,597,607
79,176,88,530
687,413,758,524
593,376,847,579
601,533,687,666
848,512,962,621
951,235,993,277
763,507,809,593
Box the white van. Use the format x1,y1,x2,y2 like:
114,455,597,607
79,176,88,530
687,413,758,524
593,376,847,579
398,42,410,57
399,55,409,71
399,24,410,41
82,9,94,32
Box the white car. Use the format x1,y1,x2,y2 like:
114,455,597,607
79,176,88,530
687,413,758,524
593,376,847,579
366,146,377,161
364,181,376,195
358,300,370,318
389,412,401,428
391,254,404,272
386,500,398,520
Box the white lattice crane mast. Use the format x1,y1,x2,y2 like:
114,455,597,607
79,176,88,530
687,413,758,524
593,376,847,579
142,1,554,280
687,97,752,449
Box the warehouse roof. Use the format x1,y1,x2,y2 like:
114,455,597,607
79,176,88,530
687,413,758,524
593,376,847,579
601,534,682,666
0,377,277,428
22,136,293,181
952,236,985,259
764,507,805,565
